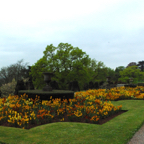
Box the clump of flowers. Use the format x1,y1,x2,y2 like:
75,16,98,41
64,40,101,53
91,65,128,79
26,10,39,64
0,91,122,129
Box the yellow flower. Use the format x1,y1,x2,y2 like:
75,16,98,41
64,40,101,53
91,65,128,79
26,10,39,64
60,118,64,121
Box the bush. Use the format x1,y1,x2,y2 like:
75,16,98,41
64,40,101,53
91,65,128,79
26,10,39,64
137,83,144,86
0,78,17,98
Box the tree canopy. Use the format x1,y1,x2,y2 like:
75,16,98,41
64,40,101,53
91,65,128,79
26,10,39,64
29,43,112,90
118,65,144,84
113,66,126,82
85,59,112,82
2,44,140,91
136,60,144,72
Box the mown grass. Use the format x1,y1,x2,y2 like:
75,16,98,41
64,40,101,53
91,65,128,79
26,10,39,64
0,99,144,144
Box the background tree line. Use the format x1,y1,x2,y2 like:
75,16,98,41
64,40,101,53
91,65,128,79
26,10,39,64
0,43,144,90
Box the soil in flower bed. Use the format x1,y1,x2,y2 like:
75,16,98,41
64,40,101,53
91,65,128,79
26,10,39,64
114,98,144,101
0,109,128,130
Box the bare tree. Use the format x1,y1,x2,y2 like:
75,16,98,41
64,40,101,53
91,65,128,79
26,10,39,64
126,62,137,69
0,59,30,87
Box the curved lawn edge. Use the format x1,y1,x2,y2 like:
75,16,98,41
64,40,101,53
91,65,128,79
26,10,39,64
0,100,143,144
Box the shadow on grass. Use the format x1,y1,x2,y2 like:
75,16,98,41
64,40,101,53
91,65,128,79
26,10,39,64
0,141,9,144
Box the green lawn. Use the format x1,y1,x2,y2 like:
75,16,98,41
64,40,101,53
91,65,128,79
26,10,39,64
0,99,144,144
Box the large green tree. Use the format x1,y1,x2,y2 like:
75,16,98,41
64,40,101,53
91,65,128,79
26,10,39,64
85,59,111,83
29,43,94,90
104,67,116,82
29,43,114,90
115,66,126,73
118,65,144,84
113,66,126,82
29,57,50,90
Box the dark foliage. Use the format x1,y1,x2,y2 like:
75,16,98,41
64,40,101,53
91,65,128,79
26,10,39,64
93,82,99,89
108,81,113,85
99,81,105,86
50,80,59,90
136,60,144,72
22,66,35,90
0,141,9,144
83,83,89,90
14,79,26,95
25,81,35,90
89,81,94,89
0,89,1,98
67,80,80,92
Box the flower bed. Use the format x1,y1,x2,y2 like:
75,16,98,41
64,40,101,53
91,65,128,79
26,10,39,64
0,85,144,130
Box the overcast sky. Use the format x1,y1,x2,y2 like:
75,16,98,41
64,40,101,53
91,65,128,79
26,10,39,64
0,0,144,74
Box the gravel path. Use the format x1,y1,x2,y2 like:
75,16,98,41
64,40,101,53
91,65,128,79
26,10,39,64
127,123,144,144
